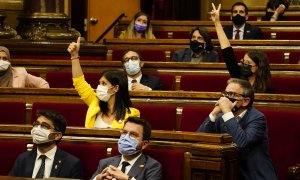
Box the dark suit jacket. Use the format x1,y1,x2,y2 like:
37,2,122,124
9,147,84,179
224,23,263,39
90,154,162,180
197,107,277,180
141,74,163,90
172,48,219,62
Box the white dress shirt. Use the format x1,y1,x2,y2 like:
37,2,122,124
32,146,57,178
233,24,245,40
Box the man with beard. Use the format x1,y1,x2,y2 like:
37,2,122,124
172,27,219,62
90,117,162,180
224,2,263,40
9,109,84,179
197,78,277,180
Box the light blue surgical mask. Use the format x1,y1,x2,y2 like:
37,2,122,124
124,59,141,76
118,134,139,156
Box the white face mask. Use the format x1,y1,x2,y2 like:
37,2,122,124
124,60,141,76
96,84,114,102
0,60,10,71
31,126,53,144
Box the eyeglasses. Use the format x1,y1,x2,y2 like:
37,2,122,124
123,56,139,63
240,59,256,68
120,130,140,140
221,91,245,99
33,121,56,130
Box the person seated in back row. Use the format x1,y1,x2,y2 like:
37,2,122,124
121,49,163,91
223,2,263,40
0,46,49,88
10,109,84,179
264,0,290,21
119,12,156,39
172,27,219,62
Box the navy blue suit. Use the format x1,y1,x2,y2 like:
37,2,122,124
90,154,162,180
224,23,263,39
141,74,163,90
197,107,277,180
9,148,84,179
172,48,219,62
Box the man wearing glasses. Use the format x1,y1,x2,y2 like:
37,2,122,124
197,78,277,180
121,50,163,91
90,117,162,180
9,109,84,179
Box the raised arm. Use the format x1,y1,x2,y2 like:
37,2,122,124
211,3,231,49
67,37,83,78
270,4,286,21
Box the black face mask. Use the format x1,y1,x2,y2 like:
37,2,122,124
232,14,246,26
190,40,205,53
225,96,241,113
240,64,253,78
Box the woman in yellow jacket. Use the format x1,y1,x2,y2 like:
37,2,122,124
67,38,140,129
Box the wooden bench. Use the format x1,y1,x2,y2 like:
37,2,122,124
0,125,238,180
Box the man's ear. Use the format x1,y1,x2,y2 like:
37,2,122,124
142,140,149,150
245,14,249,21
140,61,144,68
54,132,62,141
242,97,250,107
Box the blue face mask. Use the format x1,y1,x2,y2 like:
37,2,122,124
118,134,139,156
124,59,141,76
134,24,147,33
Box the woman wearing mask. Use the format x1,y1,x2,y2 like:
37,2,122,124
67,38,140,128
119,11,156,39
210,3,273,93
172,27,219,62
0,46,49,88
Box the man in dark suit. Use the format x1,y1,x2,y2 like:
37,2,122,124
9,109,84,179
197,78,277,180
90,117,162,180
121,50,163,91
224,2,263,39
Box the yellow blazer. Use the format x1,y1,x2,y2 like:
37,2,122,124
73,75,140,128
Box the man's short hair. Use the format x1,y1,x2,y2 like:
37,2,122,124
121,49,144,63
231,2,249,15
124,117,151,141
36,109,67,136
227,78,254,106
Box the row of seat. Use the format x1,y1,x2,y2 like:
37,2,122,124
1,102,299,180
43,72,300,94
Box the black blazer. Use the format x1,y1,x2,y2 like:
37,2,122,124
9,148,84,179
140,74,163,90
172,48,219,62
224,23,263,39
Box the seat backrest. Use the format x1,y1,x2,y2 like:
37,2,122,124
288,51,300,64
0,102,26,124
59,143,108,180
151,73,175,90
271,76,300,94
31,102,88,127
134,105,177,130
144,149,184,180
259,108,300,180
0,141,27,175
180,74,229,92
179,106,212,132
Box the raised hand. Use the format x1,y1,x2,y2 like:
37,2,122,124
274,4,286,17
67,37,81,58
210,3,221,23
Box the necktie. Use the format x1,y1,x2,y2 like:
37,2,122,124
35,155,46,178
235,29,240,40
131,79,137,83
121,161,130,173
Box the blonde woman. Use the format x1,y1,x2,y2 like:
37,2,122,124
119,12,156,39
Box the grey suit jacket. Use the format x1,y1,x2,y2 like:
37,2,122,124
9,148,84,179
172,48,219,62
197,107,277,180
90,154,162,180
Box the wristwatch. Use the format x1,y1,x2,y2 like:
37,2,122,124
128,176,133,180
